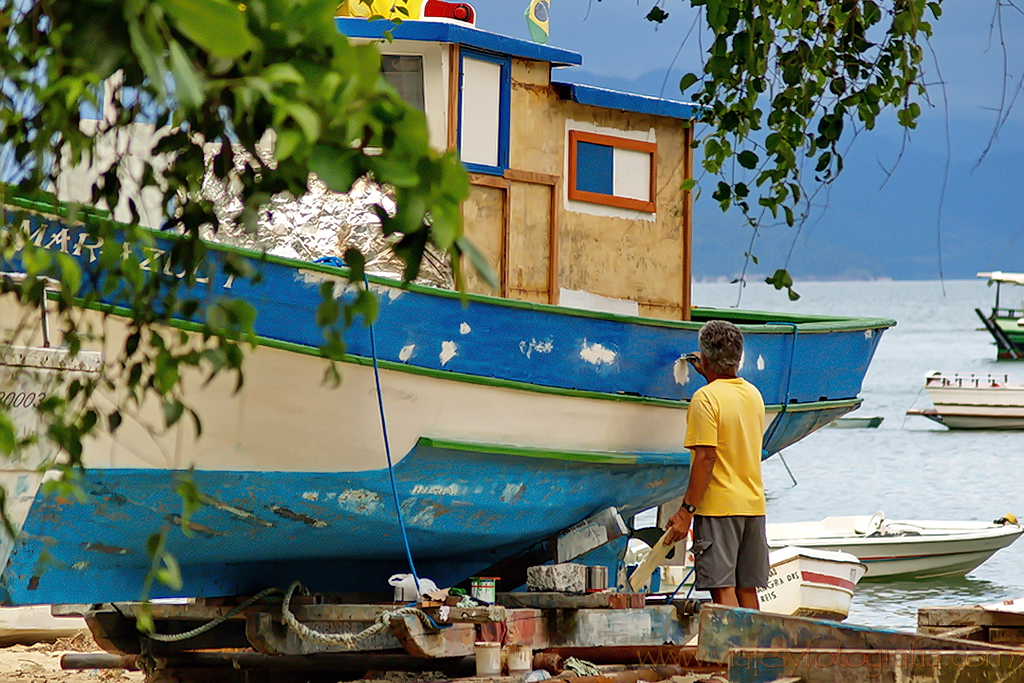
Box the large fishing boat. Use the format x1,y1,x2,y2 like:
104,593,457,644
0,4,894,605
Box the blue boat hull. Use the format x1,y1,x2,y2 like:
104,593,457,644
0,203,894,605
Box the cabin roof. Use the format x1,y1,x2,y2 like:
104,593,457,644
553,80,701,121
335,17,583,66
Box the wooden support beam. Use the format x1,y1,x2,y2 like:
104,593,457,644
549,182,560,304
447,44,460,152
698,605,1017,665
504,168,559,186
919,606,1024,628
680,125,693,321
728,648,1024,683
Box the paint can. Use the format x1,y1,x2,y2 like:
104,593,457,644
506,644,533,674
474,641,501,677
586,565,608,592
470,576,498,604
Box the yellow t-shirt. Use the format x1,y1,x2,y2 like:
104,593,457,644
684,377,766,516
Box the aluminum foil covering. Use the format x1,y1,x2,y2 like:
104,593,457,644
199,146,454,289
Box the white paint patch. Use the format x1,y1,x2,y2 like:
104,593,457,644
673,357,691,386
519,338,554,359
302,492,319,501
71,561,89,571
756,355,765,371
864,329,874,339
326,492,337,500
460,322,471,335
440,341,457,366
337,489,382,515
500,483,525,503
295,269,356,299
411,483,460,496
367,282,404,301
406,504,443,528
399,344,415,362
580,340,616,366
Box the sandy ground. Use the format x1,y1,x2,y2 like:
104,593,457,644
0,631,143,683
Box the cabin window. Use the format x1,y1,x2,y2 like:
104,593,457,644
381,54,425,112
567,130,656,212
458,49,510,175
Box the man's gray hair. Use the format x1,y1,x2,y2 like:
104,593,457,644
698,320,744,375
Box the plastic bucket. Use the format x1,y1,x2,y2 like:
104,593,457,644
475,641,501,677
507,644,533,674
470,576,497,604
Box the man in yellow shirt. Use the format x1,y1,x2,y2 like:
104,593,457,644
663,320,768,609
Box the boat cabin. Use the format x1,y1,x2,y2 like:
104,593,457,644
336,2,700,320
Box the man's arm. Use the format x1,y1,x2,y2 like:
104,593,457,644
663,445,717,545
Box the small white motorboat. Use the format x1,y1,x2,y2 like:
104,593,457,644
907,371,1024,429
654,545,866,621
766,512,1023,580
756,547,866,621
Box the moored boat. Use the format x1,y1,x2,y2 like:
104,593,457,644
766,512,1023,580
756,547,866,621
0,5,895,606
907,370,1024,429
976,271,1024,360
655,545,866,621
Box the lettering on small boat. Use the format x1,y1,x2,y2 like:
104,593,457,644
580,340,616,366
0,391,44,408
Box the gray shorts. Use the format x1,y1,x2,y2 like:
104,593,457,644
692,515,770,590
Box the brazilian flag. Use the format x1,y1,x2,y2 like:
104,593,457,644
525,0,549,44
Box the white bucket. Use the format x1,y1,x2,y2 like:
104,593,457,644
507,644,533,674
388,574,438,602
475,641,501,677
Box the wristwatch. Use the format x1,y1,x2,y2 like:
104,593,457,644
680,501,696,513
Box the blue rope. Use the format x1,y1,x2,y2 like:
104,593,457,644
762,322,798,486
365,276,422,592
665,566,695,601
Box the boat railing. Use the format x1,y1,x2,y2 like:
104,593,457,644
991,306,1024,319
0,271,60,348
926,372,1014,388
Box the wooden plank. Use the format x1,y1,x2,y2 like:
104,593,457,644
469,173,510,190
245,611,402,655
548,182,560,305
391,614,476,659
547,607,690,648
989,627,1024,646
498,592,646,610
504,168,558,186
680,125,693,321
919,606,1024,628
698,605,1017,665
447,44,460,151
728,648,1024,683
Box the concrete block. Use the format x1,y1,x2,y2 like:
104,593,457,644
526,564,586,594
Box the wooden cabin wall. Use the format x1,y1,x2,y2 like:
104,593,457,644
459,56,693,321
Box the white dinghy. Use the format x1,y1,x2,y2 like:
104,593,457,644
766,512,1023,580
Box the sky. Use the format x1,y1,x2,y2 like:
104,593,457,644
465,1,1024,283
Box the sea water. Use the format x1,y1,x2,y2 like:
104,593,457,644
677,279,1024,630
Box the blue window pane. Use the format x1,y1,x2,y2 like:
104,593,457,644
575,141,613,195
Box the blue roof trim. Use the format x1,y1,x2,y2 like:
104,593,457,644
554,81,702,120
335,18,583,66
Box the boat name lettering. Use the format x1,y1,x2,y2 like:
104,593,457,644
25,223,218,286
0,391,44,408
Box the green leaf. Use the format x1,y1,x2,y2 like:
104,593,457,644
158,0,257,59
0,412,15,457
309,144,359,193
645,6,669,24
737,150,759,169
168,40,204,110
456,236,498,290
678,73,699,95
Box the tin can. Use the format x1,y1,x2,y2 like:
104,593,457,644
586,565,608,592
470,576,498,604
